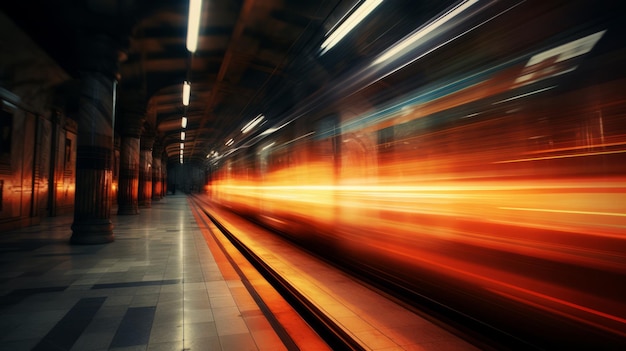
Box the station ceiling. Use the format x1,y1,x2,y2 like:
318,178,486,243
1,0,354,168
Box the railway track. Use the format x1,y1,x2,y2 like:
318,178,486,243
188,195,527,350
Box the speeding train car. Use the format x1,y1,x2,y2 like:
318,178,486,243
208,0,625,348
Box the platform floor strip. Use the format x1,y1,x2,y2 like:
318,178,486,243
196,198,480,351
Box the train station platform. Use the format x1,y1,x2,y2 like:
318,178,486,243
0,195,481,351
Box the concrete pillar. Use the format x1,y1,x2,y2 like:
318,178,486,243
70,34,122,244
151,141,163,201
162,164,167,197
138,133,153,208
116,91,145,215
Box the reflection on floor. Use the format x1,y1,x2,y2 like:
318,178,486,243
0,195,287,351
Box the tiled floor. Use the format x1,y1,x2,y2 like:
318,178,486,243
0,195,290,351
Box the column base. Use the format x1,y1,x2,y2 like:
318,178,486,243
117,204,139,215
70,220,114,244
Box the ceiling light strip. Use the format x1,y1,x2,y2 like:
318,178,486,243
182,81,190,106
187,0,203,52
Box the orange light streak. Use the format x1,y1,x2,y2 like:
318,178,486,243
523,141,626,155
500,207,626,218
493,149,626,164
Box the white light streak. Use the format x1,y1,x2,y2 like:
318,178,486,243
492,85,556,105
261,142,276,151
320,0,383,54
242,114,265,134
373,0,478,65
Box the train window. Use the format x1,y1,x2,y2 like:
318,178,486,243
314,115,339,164
265,122,295,174
378,126,395,155
599,103,626,140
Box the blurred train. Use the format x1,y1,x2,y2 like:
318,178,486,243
207,0,626,348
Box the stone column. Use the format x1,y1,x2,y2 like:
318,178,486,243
162,164,168,197
116,92,144,215
151,141,163,201
70,34,122,244
138,132,153,208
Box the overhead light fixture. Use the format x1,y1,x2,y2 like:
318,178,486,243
187,0,203,53
373,0,477,65
225,138,234,146
241,114,265,134
182,81,190,106
320,0,384,55
181,116,188,128
180,143,184,149
181,131,186,140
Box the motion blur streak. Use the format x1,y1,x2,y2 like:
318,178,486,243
494,149,626,163
206,0,626,348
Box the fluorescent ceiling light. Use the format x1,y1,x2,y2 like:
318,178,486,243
373,0,477,65
181,131,186,140
241,114,265,134
182,81,190,106
225,138,234,146
181,116,188,128
180,143,184,149
187,0,202,52
320,0,383,54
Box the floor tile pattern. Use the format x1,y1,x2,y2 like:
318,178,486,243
0,196,287,351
